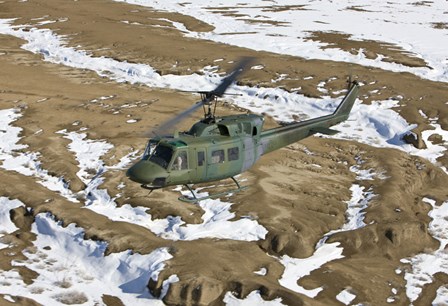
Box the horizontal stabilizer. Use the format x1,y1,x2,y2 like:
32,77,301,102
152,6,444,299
311,127,339,135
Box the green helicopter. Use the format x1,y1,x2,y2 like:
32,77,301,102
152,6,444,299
126,58,360,202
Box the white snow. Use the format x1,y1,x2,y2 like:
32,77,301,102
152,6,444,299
58,130,113,184
3,295,14,303
278,242,344,298
277,157,378,298
416,124,448,173
224,290,285,306
0,109,78,202
254,267,267,276
0,212,173,305
342,177,374,229
402,198,448,303
0,109,26,155
109,149,140,170
0,3,447,304
61,130,267,241
0,108,266,243
0,20,446,171
115,0,448,83
340,158,381,230
336,288,356,305
433,285,448,305
341,184,374,231
0,197,25,235
0,197,25,249
330,99,418,151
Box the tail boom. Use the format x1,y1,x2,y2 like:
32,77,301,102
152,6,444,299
260,81,360,155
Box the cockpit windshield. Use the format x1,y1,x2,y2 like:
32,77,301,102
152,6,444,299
142,140,158,160
143,142,173,169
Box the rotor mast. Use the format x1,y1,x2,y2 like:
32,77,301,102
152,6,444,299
199,57,253,123
199,93,218,122
149,57,253,135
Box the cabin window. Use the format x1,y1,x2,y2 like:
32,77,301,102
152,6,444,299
252,126,258,136
171,151,188,171
218,125,230,136
211,149,225,164
198,151,205,166
228,147,239,161
237,123,243,134
243,123,251,135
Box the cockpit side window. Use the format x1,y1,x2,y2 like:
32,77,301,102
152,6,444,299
148,145,173,169
171,151,188,171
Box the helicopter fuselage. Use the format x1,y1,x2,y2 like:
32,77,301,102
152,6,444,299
126,81,360,191
126,113,265,188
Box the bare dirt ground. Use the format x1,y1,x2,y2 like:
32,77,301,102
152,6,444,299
0,0,447,305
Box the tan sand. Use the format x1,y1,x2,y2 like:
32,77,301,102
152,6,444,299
0,0,447,305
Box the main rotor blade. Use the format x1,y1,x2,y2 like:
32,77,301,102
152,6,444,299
145,57,254,137
149,101,204,136
210,57,254,98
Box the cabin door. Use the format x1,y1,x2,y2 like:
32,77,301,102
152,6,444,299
207,146,227,180
169,149,190,185
242,136,256,171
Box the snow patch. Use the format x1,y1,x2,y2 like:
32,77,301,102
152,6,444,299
0,212,172,305
0,21,446,171
0,109,78,202
0,197,25,249
0,109,26,155
402,198,448,303
58,130,113,184
336,288,356,305
0,197,25,235
341,184,375,231
278,242,344,298
254,267,267,276
277,158,377,298
61,131,267,241
433,285,448,305
2,295,14,303
416,123,448,173
114,0,448,82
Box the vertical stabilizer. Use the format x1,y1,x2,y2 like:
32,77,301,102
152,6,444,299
332,81,360,120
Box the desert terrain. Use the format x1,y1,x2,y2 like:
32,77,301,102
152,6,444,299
0,0,447,305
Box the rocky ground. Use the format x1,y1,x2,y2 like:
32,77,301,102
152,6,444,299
0,0,447,305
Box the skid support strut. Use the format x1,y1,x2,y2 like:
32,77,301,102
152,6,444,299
178,176,248,203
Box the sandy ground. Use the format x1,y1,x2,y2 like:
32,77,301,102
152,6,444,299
0,0,447,305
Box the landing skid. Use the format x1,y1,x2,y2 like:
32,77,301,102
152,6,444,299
178,177,248,203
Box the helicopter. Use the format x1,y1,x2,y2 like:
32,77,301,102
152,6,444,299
126,58,360,202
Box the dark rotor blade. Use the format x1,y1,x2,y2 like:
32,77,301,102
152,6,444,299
145,57,254,137
149,101,204,136
210,57,254,98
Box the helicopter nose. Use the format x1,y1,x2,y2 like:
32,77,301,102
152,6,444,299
126,160,167,187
